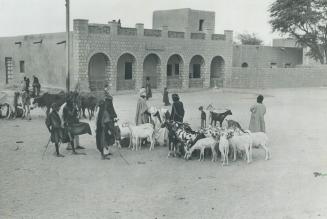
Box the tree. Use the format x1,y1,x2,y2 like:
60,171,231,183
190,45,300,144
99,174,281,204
269,0,327,64
237,33,263,45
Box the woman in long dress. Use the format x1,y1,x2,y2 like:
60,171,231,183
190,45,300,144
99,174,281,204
249,95,266,132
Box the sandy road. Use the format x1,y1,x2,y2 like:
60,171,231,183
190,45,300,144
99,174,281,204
1,88,327,219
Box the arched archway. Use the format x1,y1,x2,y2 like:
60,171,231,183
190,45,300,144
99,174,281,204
189,55,205,88
210,56,225,88
88,53,110,92
167,54,184,88
143,54,161,89
117,53,136,90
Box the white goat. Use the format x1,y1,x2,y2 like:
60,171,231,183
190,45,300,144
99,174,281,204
127,123,154,151
248,131,271,160
227,130,253,163
115,122,132,148
219,131,229,166
184,137,218,162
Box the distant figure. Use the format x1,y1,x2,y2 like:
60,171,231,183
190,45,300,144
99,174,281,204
249,95,266,132
25,77,30,93
171,94,184,123
145,77,152,100
32,75,41,97
46,103,64,157
199,106,206,128
135,88,150,125
21,79,26,92
163,87,170,106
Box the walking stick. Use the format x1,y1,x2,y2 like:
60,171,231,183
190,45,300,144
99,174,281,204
116,147,130,165
42,137,51,160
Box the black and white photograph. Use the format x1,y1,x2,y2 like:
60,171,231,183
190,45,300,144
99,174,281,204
0,0,327,218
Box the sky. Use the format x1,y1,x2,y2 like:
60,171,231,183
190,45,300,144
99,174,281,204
0,0,283,45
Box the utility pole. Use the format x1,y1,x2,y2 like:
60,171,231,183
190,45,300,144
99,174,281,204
65,0,70,92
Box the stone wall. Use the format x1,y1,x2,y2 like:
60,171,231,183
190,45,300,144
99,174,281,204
230,66,327,88
73,19,233,93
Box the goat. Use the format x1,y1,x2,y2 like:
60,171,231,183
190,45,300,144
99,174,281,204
184,137,218,162
115,121,132,148
247,131,271,160
218,130,229,166
126,123,154,151
227,129,253,163
226,119,246,133
210,109,232,127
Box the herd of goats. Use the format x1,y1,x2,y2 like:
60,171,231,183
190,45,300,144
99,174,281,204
0,90,271,164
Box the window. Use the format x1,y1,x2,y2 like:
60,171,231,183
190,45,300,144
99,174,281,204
20,61,25,73
125,62,132,80
174,64,179,75
241,62,248,68
270,62,277,68
285,63,291,68
5,57,13,84
167,64,172,76
199,19,204,31
193,64,201,78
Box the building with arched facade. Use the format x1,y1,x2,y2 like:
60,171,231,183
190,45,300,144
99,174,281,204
72,8,233,94
0,8,232,93
4,8,326,91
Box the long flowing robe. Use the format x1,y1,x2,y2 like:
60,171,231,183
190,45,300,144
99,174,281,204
145,81,152,99
135,97,149,125
163,90,170,106
96,99,117,152
63,104,91,138
171,101,185,122
249,103,266,132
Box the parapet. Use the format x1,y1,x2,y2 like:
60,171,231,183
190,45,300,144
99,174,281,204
74,19,230,42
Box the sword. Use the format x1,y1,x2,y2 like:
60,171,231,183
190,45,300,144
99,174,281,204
42,137,51,160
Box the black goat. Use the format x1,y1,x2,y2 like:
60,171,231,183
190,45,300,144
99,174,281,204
210,109,232,127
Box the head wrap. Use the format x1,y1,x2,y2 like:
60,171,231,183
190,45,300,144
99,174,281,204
51,103,59,110
139,88,146,97
172,93,179,102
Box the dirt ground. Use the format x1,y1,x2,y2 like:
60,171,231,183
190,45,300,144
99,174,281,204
1,88,327,219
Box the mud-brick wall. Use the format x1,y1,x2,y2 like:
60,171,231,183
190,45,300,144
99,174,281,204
0,33,72,89
230,66,327,88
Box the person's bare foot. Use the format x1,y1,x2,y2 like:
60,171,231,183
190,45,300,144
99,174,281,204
76,145,85,149
101,155,110,160
72,151,86,155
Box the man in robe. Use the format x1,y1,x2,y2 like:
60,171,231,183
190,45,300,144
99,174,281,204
63,96,88,152
135,88,150,125
145,77,152,100
32,75,41,97
249,95,266,132
46,103,64,157
171,93,185,123
96,87,117,159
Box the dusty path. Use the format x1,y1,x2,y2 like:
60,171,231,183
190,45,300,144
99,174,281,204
1,88,327,219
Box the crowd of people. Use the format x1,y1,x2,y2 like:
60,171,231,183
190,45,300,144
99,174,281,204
44,75,266,160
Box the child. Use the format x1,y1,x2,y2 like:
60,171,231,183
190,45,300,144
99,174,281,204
163,87,170,106
199,106,206,128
